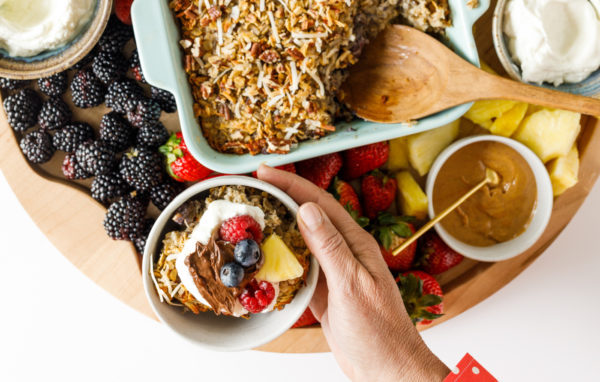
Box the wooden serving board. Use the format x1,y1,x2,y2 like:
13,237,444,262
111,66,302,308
1,1,599,353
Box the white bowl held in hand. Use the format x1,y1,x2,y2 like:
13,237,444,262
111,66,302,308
142,176,319,351
426,135,553,262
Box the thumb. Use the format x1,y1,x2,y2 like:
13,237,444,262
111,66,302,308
297,202,362,286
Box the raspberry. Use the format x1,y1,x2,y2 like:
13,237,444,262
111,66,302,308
219,215,263,244
239,280,275,313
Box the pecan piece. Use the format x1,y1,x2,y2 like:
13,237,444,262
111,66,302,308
286,48,304,61
200,14,211,26
217,103,233,120
250,42,265,58
208,6,221,21
259,49,280,63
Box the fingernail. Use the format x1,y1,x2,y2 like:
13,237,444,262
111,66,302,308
299,203,322,232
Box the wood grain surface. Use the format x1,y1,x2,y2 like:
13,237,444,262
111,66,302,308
0,0,599,353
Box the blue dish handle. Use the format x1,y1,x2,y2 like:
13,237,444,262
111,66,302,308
131,0,181,93
464,0,490,28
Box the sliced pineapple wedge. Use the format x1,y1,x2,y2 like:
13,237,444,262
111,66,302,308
489,102,529,137
463,100,517,129
386,137,410,172
255,234,304,283
396,171,428,219
513,109,581,163
406,119,459,176
547,145,579,196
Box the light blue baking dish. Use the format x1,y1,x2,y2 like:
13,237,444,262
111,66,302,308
132,0,489,174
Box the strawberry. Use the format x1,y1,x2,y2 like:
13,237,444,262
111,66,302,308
251,163,296,178
159,132,212,182
361,170,397,219
296,152,342,189
396,271,443,325
372,213,416,271
115,0,134,25
342,142,389,180
417,232,464,275
292,308,318,328
332,178,369,227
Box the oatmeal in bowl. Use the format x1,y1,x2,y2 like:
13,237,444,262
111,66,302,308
142,176,318,350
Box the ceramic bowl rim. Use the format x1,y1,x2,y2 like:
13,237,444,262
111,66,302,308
425,135,554,262
141,175,319,351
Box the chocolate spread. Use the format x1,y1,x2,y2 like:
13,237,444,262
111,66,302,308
184,235,258,315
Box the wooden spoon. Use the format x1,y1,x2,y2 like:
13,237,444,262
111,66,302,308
340,25,600,123
392,168,500,255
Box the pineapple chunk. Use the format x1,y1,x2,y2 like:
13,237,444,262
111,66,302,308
463,100,517,129
547,145,579,196
513,109,581,163
386,137,410,172
489,102,529,137
255,234,304,283
406,120,459,176
396,171,428,219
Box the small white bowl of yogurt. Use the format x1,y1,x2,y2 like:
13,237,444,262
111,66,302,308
0,0,112,79
493,0,600,97
142,175,319,351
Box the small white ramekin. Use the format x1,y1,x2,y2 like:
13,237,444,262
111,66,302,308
142,175,318,351
425,135,553,262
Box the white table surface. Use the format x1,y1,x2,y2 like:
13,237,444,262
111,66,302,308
1,170,599,382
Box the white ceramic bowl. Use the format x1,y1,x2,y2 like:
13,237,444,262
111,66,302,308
425,135,553,262
142,176,319,351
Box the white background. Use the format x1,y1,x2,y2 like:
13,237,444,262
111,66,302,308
0,171,599,382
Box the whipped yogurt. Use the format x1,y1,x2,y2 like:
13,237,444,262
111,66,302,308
174,200,268,317
0,0,96,57
503,0,600,86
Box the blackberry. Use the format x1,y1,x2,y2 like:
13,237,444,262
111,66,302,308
71,68,105,108
92,50,128,85
62,153,91,180
129,49,146,83
136,122,169,148
126,98,161,128
119,147,164,192
37,72,68,96
72,47,97,69
38,97,71,130
75,140,117,176
0,77,28,90
98,16,133,53
3,88,42,132
19,130,55,164
150,86,176,113
91,172,129,205
134,218,155,254
150,181,182,210
103,195,146,241
105,78,144,113
52,122,94,152
99,111,133,151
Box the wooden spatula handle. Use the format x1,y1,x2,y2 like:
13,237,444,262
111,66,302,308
474,71,600,116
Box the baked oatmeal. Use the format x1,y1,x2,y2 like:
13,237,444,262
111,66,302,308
170,0,450,154
152,185,310,317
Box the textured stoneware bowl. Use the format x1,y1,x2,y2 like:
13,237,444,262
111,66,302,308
0,0,113,80
426,135,553,262
132,0,490,173
493,0,600,98
142,175,319,351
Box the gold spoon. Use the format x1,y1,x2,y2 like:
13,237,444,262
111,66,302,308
392,168,500,256
340,25,600,123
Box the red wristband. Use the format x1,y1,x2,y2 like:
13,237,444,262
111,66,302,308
443,353,496,382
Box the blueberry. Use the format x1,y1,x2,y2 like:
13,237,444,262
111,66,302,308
220,262,244,287
234,239,262,267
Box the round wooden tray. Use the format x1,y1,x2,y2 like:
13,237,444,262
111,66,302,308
1,2,599,353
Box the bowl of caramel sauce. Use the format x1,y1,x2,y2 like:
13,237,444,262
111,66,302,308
426,135,553,262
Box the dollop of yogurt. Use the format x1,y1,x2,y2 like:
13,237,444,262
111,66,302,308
174,200,270,317
0,0,96,57
503,0,600,86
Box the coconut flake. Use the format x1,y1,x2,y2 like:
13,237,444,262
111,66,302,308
260,0,265,11
216,18,224,45
290,61,299,93
291,31,328,39
308,70,325,98
268,11,280,44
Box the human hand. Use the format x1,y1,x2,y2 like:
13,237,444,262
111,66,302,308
257,165,449,381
